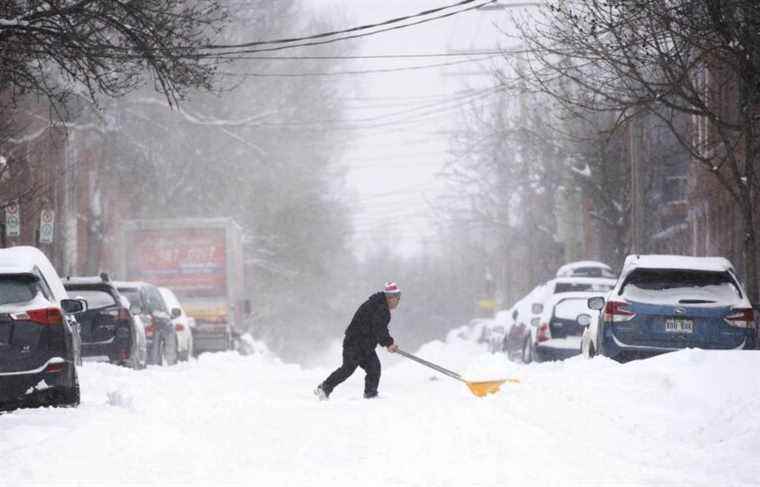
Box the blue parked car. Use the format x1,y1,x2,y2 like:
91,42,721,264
582,255,755,361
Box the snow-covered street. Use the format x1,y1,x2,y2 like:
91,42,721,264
2,337,759,487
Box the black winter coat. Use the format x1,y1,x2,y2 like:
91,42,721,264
343,292,394,352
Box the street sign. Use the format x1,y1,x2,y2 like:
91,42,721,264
5,200,20,238
39,209,55,244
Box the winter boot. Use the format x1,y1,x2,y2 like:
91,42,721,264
363,391,378,399
314,384,329,401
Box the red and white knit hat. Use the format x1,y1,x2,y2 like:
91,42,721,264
384,281,401,296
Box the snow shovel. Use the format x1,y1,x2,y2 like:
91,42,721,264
396,349,520,397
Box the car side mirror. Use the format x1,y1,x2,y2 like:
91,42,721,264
531,303,543,314
577,313,592,327
588,297,605,311
130,303,143,315
171,307,182,319
61,298,87,314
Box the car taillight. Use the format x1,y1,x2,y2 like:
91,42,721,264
175,323,185,332
537,323,551,342
725,308,754,328
11,308,64,325
45,361,65,373
603,301,635,322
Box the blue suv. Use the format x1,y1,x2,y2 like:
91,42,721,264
582,255,755,361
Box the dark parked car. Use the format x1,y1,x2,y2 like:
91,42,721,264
64,275,147,369
0,247,86,410
583,255,755,361
114,281,178,366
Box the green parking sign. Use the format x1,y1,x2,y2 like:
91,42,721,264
5,201,20,238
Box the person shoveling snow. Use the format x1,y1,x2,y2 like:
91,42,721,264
315,282,401,400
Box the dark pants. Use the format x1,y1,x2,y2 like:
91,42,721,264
322,344,381,397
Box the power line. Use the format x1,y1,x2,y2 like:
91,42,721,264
218,55,500,78
252,87,502,129
201,1,498,57
225,51,505,60
201,0,496,50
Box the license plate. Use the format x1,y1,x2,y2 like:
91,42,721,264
664,319,694,333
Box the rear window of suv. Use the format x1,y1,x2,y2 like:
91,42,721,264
66,288,117,309
0,275,43,305
620,269,742,302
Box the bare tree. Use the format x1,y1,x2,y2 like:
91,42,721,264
0,0,228,109
516,0,760,300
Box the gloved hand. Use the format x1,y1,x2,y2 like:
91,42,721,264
387,343,399,353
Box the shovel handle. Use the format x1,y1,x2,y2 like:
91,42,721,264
396,349,465,383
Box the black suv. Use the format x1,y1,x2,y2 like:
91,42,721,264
64,274,147,369
0,248,86,410
113,281,178,366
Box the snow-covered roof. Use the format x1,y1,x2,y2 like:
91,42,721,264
556,260,612,277
622,255,734,273
545,290,611,305
63,276,112,286
112,280,150,289
0,246,67,301
0,246,47,272
551,276,617,285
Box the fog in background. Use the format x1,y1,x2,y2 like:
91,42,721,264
13,1,687,364
80,1,606,364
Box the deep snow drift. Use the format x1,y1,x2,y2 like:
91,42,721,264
2,334,759,487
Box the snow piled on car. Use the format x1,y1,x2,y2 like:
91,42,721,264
2,336,759,487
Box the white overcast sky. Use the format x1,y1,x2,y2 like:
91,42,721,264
304,1,525,257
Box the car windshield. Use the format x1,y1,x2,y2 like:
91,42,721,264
65,288,117,309
0,275,42,305
621,269,742,304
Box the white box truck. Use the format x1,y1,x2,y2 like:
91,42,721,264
119,218,248,354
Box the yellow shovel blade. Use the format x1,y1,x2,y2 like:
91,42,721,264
465,378,520,397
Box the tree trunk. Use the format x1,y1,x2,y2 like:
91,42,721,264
741,202,758,304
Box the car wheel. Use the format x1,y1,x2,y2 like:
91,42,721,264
521,339,533,364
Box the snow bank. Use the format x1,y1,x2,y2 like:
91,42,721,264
2,335,759,487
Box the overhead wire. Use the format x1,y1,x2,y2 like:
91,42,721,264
252,86,502,129
199,0,497,50
223,51,505,60
197,1,498,57
218,54,500,78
